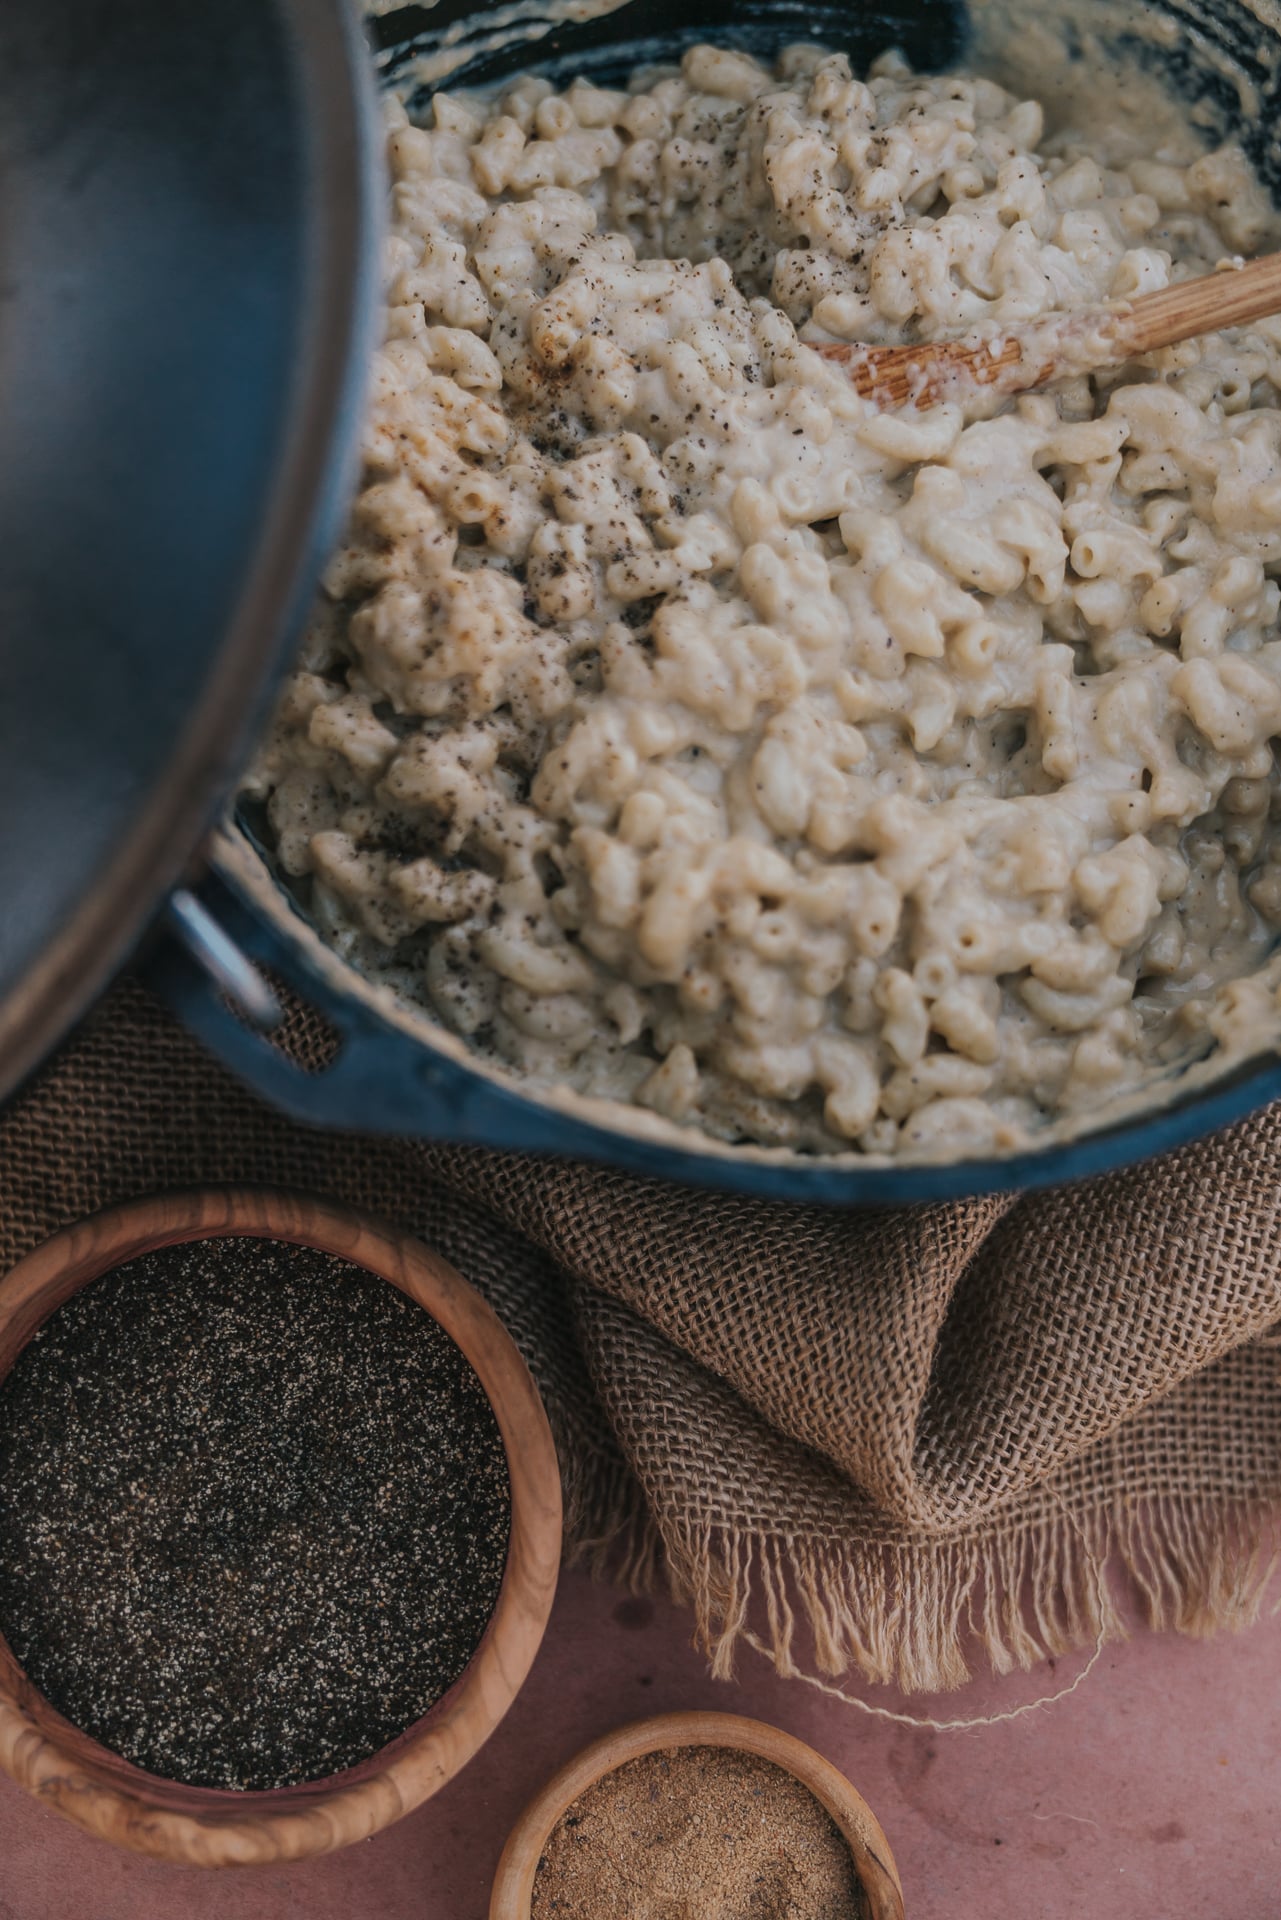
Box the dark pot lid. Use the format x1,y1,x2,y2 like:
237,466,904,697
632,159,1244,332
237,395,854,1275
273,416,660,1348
0,0,381,1101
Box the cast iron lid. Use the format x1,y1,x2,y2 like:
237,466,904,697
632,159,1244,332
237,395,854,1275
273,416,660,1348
0,0,380,1101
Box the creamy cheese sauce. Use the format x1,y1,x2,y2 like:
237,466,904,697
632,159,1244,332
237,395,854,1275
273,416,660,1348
247,42,1281,1159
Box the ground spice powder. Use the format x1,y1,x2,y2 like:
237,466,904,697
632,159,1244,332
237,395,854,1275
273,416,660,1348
0,1237,511,1791
531,1746,870,1919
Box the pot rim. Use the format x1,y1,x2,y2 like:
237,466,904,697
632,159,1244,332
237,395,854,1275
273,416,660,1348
0,1189,562,1866
488,1709,905,1919
161,831,1281,1206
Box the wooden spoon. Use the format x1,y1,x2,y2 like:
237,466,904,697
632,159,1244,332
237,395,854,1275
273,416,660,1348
813,250,1281,410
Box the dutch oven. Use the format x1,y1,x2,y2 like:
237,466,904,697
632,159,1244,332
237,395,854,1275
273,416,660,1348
12,0,1281,1203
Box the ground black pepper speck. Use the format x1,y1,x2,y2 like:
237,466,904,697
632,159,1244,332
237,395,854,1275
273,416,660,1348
0,1238,511,1792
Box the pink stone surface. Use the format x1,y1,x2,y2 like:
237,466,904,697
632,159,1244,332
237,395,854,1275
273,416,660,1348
0,1564,1277,1918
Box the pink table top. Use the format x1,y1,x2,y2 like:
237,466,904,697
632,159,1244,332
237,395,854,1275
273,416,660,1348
0,1563,1275,1917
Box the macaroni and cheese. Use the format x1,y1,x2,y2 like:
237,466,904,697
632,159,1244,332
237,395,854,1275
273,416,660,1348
247,45,1281,1158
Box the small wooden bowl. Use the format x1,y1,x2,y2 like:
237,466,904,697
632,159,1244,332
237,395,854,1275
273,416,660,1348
0,1189,562,1867
490,1709,905,1919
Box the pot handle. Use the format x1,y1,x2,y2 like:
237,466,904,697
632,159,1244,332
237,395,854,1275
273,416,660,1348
143,871,553,1148
165,890,284,1034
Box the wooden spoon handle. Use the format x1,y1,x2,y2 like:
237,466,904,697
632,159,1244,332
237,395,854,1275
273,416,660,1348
1110,250,1281,354
814,250,1281,411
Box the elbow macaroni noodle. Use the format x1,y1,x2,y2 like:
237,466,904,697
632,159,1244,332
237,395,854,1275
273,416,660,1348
247,44,1281,1159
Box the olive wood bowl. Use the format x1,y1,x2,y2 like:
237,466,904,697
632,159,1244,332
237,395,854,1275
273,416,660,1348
0,1189,562,1866
489,1709,906,1919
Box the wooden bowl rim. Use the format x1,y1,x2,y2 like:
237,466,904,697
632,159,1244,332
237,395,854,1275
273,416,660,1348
488,1708,905,1920
0,1187,562,1867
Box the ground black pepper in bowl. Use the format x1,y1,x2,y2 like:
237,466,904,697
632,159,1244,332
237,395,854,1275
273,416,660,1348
0,1237,511,1792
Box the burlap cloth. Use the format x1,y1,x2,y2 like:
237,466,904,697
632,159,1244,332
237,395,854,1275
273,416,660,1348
3,978,1281,1698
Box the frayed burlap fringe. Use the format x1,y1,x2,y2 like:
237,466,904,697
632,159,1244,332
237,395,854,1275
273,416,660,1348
565,1490,1280,1702
5,980,1281,1701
